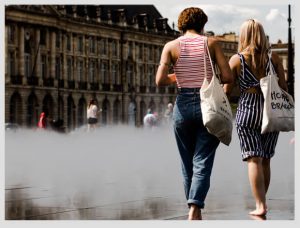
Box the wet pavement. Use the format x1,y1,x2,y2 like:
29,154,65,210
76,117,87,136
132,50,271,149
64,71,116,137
5,126,294,220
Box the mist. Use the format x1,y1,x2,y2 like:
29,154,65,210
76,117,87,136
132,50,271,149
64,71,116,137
5,126,184,214
5,125,294,219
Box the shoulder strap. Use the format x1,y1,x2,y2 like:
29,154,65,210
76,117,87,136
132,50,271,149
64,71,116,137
237,53,245,78
267,50,276,76
204,37,218,81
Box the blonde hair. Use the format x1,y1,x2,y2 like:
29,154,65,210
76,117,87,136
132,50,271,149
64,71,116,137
238,19,270,70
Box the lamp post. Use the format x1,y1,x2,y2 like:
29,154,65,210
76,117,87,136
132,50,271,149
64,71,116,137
287,4,294,98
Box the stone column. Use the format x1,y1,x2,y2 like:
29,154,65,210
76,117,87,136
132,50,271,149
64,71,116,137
123,95,130,124
109,97,114,124
62,34,67,88
52,92,59,120
96,94,104,125
35,29,41,85
50,30,56,85
74,56,78,89
63,92,68,131
136,96,141,127
18,26,25,85
5,89,12,123
19,90,27,126
73,93,79,128
5,26,7,80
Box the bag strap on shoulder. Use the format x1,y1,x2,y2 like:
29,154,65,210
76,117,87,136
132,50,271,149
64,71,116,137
204,37,220,81
267,49,276,76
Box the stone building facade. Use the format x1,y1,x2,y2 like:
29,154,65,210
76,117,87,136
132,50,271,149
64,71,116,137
271,41,293,82
5,5,179,131
8,5,289,131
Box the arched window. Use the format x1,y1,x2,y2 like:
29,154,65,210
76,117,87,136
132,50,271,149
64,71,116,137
67,95,76,130
27,93,39,127
78,97,86,127
10,92,22,125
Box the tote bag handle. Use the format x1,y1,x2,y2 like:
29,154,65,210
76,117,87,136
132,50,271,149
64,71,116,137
267,50,277,76
203,37,221,82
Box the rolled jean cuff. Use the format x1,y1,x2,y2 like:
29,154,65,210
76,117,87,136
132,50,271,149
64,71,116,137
187,199,205,209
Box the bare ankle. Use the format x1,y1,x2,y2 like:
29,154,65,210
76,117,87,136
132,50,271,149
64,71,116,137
188,204,202,220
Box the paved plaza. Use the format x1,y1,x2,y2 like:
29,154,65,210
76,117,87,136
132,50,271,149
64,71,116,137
5,128,294,220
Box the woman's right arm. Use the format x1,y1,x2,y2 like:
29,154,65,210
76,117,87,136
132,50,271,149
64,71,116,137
156,42,177,86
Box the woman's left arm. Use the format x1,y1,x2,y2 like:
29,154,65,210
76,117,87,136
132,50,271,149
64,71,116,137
272,52,288,92
156,42,177,86
210,38,233,84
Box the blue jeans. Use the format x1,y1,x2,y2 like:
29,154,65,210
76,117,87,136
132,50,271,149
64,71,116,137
173,88,220,208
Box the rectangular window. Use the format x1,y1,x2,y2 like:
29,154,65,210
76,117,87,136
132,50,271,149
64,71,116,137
41,55,47,78
78,36,83,52
155,47,161,62
111,62,119,84
56,32,60,48
139,44,143,60
40,29,46,45
78,60,84,81
127,64,133,86
136,44,140,60
101,62,108,83
67,58,72,81
148,46,153,61
139,65,144,86
112,40,118,57
67,35,71,51
55,57,61,79
25,54,31,77
128,42,133,58
8,25,15,44
89,37,96,54
8,52,15,76
147,65,154,86
89,61,95,82
100,38,107,55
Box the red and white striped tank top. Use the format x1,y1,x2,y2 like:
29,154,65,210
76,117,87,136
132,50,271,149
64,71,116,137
174,35,213,88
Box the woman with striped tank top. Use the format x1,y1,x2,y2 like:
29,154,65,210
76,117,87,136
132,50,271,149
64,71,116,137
224,19,288,216
156,7,233,220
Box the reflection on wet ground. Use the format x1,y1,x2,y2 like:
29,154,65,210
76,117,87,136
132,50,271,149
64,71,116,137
5,126,294,220
6,187,187,220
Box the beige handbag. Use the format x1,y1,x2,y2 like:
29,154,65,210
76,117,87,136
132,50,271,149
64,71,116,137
260,51,294,133
200,37,233,145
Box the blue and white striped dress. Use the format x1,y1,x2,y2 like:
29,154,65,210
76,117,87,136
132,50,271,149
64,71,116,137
236,54,279,161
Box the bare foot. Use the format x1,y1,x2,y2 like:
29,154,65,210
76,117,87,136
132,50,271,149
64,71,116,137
249,214,267,220
188,205,202,220
249,208,267,216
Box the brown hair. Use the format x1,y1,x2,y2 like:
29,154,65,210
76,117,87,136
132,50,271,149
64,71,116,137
88,99,95,109
177,7,208,33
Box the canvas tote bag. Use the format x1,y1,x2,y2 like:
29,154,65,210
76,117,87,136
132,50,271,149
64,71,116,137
200,37,233,145
260,51,294,134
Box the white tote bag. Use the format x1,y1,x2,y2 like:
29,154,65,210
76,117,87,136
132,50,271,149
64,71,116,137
200,37,233,145
260,51,294,134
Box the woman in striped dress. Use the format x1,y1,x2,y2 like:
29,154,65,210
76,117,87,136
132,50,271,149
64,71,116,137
224,19,288,216
156,7,233,220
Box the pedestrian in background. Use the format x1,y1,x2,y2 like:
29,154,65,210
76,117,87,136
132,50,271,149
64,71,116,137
143,109,157,129
156,7,233,220
224,19,288,216
164,103,173,125
87,99,99,131
37,112,47,129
